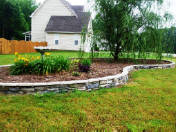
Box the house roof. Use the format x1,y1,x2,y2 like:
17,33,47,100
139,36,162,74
45,11,90,33
30,0,77,17
71,5,84,13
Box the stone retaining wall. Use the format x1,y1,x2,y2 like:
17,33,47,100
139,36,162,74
0,61,175,94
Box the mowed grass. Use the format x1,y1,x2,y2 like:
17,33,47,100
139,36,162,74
0,50,174,65
0,51,111,65
0,68,176,131
0,51,80,65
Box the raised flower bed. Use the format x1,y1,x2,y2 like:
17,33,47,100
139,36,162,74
0,53,175,94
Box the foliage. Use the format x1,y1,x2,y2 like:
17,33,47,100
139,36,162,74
162,27,176,53
70,59,80,71
80,59,92,67
72,71,80,77
13,0,38,30
10,53,70,75
91,0,172,61
10,60,29,75
0,0,38,40
71,59,80,66
79,59,92,72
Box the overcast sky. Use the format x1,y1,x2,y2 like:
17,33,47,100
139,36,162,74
36,0,176,26
36,0,86,5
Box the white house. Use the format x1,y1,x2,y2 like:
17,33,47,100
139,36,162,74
30,0,91,52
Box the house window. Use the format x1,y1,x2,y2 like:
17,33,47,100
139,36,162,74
75,40,78,45
55,40,59,45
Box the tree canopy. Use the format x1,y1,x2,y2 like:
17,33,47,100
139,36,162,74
0,0,38,40
91,0,172,60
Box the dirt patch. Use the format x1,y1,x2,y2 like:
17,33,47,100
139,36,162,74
0,59,170,83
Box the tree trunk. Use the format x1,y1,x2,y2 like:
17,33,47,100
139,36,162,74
113,44,121,61
2,24,4,38
113,50,119,61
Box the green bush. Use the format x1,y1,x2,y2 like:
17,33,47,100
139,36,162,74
72,71,80,77
80,59,92,67
79,59,92,72
10,55,70,75
10,60,29,75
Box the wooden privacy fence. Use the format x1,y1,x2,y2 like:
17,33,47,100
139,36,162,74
0,38,47,54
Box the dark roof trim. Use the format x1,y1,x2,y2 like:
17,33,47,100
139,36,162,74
45,31,81,34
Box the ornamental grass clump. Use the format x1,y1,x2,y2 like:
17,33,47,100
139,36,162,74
79,59,92,72
70,59,80,71
10,53,70,75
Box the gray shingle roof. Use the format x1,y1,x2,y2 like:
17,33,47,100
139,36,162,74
71,6,84,13
45,4,90,33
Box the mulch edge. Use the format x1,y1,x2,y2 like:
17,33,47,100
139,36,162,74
0,60,175,86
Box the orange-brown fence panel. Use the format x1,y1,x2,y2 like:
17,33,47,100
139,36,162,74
0,38,47,54
0,40,2,54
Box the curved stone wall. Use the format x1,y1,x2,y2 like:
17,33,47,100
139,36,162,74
0,61,175,94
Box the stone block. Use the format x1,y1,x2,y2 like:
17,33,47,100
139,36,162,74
99,84,108,88
9,88,20,92
77,87,86,91
68,83,86,88
86,82,99,89
0,86,9,91
47,88,59,92
35,87,47,91
21,88,35,93
18,91,24,94
100,80,107,85
107,80,113,84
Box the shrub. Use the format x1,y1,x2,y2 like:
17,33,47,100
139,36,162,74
72,71,80,77
10,60,29,75
10,53,70,75
70,59,80,71
79,59,92,72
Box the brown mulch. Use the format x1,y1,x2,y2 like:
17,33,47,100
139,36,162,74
0,59,170,83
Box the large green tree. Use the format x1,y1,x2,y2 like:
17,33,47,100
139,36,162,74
13,0,38,30
92,0,170,60
0,0,37,40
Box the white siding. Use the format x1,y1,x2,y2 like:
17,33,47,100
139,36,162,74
31,0,73,42
46,33,82,51
84,18,93,52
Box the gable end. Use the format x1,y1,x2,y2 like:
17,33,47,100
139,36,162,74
30,0,77,17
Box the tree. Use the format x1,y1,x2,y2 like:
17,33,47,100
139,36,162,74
0,0,38,40
13,0,38,30
92,0,170,61
163,27,176,53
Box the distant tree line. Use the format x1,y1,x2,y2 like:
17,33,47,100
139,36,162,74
0,0,38,40
163,27,176,53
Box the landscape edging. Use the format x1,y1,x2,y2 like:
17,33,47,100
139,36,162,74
0,60,175,94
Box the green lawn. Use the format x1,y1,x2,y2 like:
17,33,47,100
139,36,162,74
0,51,111,65
0,50,175,65
0,68,176,131
0,51,80,65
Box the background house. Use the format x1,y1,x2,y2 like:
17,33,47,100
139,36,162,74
30,0,91,52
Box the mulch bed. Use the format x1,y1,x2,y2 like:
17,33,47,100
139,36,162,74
0,59,170,83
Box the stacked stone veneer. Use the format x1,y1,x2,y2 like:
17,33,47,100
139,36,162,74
0,61,175,94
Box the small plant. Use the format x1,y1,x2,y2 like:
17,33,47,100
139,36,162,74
72,71,80,77
10,53,70,75
71,59,80,65
79,59,92,72
10,60,28,75
70,59,80,71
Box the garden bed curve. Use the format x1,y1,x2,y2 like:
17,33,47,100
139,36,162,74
0,60,175,94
